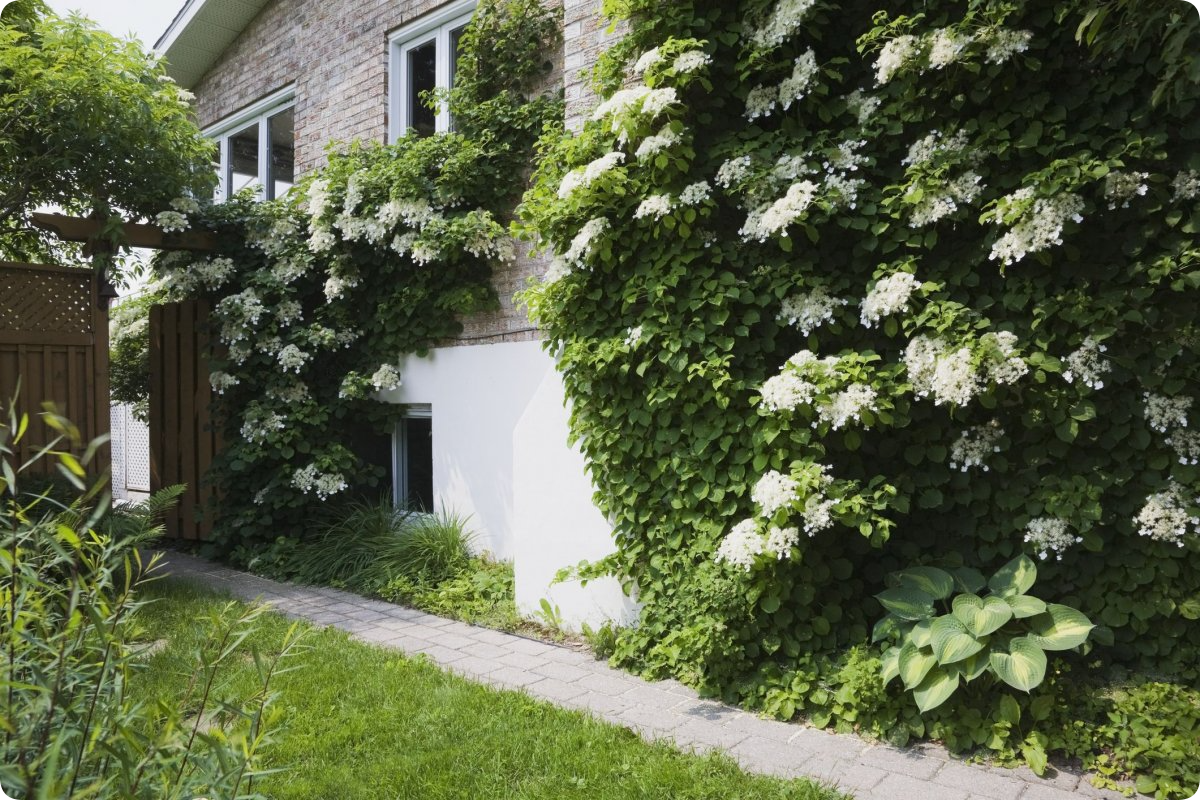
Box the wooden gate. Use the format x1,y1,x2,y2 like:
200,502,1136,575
149,300,220,541
0,262,110,474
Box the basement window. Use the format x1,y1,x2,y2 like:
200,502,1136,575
393,406,434,512
206,88,296,202
387,0,474,140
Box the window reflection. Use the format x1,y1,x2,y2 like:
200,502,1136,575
408,40,437,137
227,122,260,196
269,107,295,198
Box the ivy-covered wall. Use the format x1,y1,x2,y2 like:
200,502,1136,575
519,0,1199,787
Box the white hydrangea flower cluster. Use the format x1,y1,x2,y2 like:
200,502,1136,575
170,196,201,215
155,210,188,233
371,363,402,392
214,289,265,344
903,130,970,167
624,325,643,348
905,336,977,406
256,336,283,357
272,256,310,285
1166,429,1200,466
324,275,356,301
744,85,778,121
633,47,662,75
984,28,1033,64
927,28,971,69
1172,170,1200,202
986,191,1085,265
307,178,332,219
860,272,920,327
276,300,303,325
1135,482,1198,547
715,156,754,190
778,286,846,336
909,172,983,227
874,34,918,84
752,470,799,516
635,125,682,160
558,152,626,199
985,331,1029,385
679,181,711,206
715,518,765,570
1105,171,1150,209
1062,337,1110,390
591,87,677,143
802,493,838,536
268,380,309,405
209,371,240,394
744,50,819,120
673,50,711,73
1024,517,1082,561
765,525,800,559
291,463,348,501
949,420,1005,471
563,217,610,264
749,0,817,49
819,384,877,430
308,227,336,253
190,257,236,290
1143,392,1192,434
248,216,300,256
844,89,881,124
741,180,819,240
634,194,674,220
241,405,287,445
277,344,310,374
760,350,838,412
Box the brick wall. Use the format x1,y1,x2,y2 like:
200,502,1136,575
562,0,624,132
189,0,581,344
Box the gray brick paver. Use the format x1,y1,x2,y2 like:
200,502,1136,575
163,551,1130,800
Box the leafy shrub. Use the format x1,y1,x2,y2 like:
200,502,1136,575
381,558,522,631
875,557,1094,711
0,403,301,798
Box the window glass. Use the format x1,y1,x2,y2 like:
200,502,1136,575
227,122,260,196
269,107,295,198
397,416,434,511
408,40,437,137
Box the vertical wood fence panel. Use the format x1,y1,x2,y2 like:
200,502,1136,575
0,262,110,475
149,300,220,541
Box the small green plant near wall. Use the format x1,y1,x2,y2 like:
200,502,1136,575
874,556,1094,712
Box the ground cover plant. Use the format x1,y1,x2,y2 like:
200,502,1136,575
517,0,1200,794
133,580,844,800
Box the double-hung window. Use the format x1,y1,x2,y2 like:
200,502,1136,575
206,87,296,202
388,0,474,140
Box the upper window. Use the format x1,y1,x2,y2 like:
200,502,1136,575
388,0,474,141
206,88,296,202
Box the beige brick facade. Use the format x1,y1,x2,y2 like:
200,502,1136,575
189,0,618,343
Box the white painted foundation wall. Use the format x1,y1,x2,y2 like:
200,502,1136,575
381,340,638,630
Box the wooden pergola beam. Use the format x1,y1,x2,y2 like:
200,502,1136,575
32,212,218,252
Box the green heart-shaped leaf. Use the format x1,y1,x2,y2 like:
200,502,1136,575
953,593,1013,637
881,645,901,685
898,641,937,690
876,587,936,621
909,618,932,649
913,667,960,713
872,613,900,643
987,555,1038,598
989,636,1047,692
951,566,987,594
894,566,955,600
1005,594,1047,619
1027,604,1095,651
931,615,986,664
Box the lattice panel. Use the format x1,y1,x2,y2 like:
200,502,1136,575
0,266,93,335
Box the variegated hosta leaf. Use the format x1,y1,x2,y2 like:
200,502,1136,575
894,566,955,600
898,641,937,690
1027,604,1095,651
931,615,986,664
876,586,936,621
912,667,960,713
990,636,1048,692
987,555,1038,598
881,645,901,685
909,618,932,649
952,593,1014,637
1005,594,1048,619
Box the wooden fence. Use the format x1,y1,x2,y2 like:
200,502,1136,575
0,261,110,474
149,300,220,541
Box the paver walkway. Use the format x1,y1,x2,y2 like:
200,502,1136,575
162,550,1137,800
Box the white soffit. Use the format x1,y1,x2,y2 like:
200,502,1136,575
155,0,273,89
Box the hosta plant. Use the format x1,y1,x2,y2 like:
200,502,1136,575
875,556,1095,712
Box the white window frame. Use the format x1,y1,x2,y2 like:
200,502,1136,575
393,405,433,509
387,0,475,142
203,85,296,202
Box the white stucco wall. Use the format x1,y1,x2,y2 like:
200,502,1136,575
381,340,637,629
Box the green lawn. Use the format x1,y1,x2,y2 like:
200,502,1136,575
133,580,843,800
